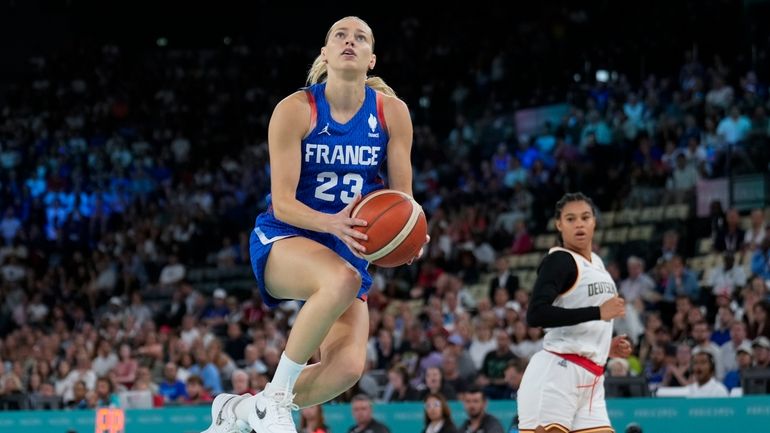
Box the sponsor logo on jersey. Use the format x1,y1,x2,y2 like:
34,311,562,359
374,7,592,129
318,123,331,136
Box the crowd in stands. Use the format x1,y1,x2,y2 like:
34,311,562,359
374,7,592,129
1,7,770,417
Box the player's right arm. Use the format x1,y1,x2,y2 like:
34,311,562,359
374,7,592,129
267,92,368,253
526,251,625,327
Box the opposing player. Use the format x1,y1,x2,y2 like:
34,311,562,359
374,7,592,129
202,16,425,433
518,193,631,433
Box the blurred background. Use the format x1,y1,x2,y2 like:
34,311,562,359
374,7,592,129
1,1,770,432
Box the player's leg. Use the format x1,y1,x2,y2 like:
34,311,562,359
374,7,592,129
237,237,362,433
517,351,576,433
569,374,614,433
263,236,363,364
292,297,368,407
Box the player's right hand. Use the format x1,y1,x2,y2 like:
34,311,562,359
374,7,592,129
599,297,626,321
328,194,368,257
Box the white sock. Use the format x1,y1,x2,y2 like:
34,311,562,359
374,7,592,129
269,351,307,394
234,352,306,421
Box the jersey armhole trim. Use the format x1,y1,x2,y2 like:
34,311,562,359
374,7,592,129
549,247,581,298
305,89,318,136
376,92,388,135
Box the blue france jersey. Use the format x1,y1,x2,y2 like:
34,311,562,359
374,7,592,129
250,83,391,308
268,82,389,214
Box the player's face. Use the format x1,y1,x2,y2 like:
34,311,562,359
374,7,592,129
556,200,595,252
322,17,376,73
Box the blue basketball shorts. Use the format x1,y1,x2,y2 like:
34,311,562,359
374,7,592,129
249,212,372,309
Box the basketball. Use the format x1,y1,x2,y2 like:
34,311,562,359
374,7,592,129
351,189,428,268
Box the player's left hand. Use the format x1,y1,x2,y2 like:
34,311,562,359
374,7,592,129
609,334,632,358
407,234,430,265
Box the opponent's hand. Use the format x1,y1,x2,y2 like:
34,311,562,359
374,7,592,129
327,194,368,258
407,234,431,265
599,297,626,321
609,334,632,358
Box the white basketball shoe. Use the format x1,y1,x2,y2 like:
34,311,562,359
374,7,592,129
248,383,299,433
201,393,252,433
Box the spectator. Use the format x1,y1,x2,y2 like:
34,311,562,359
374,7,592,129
619,256,659,308
663,256,700,303
488,256,519,301
643,345,668,392
714,209,745,253
92,339,119,378
158,362,187,403
0,208,21,245
720,321,749,374
497,359,524,400
663,153,698,205
158,254,186,287
445,334,476,382
690,321,724,380
751,238,770,281
94,377,120,408
509,220,533,255
468,322,497,371
113,344,138,389
459,386,504,433
716,106,750,145
749,301,770,340
440,353,469,396
477,331,517,399
420,366,457,401
183,375,213,405
723,341,753,391
687,351,728,397
753,336,770,368
711,305,737,346
662,343,693,387
200,288,230,332
66,380,89,409
708,252,746,300
347,394,391,433
422,392,458,433
607,358,631,378
230,369,254,395
189,344,223,396
744,209,767,250
223,322,249,363
382,364,420,402
300,404,329,433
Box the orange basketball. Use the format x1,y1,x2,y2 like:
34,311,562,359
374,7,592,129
351,189,428,268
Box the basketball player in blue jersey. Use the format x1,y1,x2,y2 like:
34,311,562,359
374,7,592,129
201,16,426,433
517,193,631,433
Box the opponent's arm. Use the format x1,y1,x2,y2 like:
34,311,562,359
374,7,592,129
527,251,603,327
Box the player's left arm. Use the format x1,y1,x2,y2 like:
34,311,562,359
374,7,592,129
382,94,428,263
382,94,414,196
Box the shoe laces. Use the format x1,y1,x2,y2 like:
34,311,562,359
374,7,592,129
270,390,299,425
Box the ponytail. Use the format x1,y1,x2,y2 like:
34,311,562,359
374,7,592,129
306,54,328,86
365,75,397,97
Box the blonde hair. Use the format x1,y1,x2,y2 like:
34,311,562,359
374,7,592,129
306,16,397,97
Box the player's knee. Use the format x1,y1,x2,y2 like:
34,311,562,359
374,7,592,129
325,265,362,300
337,357,365,388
